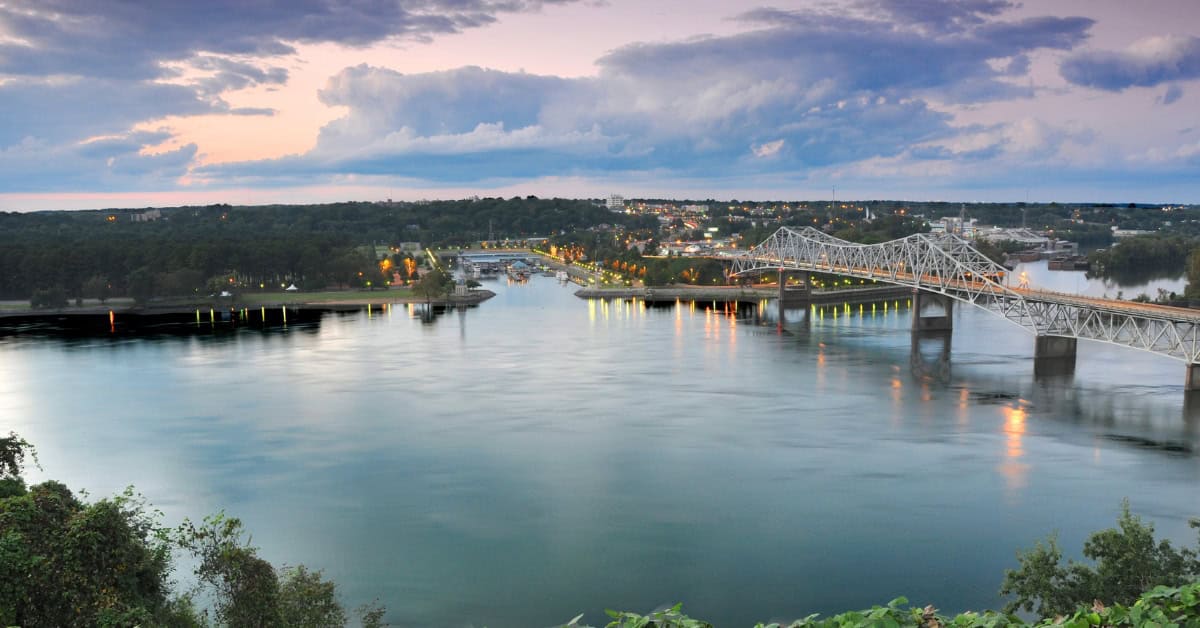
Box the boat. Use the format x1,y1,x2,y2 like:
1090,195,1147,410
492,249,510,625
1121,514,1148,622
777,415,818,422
507,260,531,281
555,270,569,282
1047,255,1090,271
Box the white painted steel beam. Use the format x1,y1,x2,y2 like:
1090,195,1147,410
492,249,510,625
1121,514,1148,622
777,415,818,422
730,227,1200,363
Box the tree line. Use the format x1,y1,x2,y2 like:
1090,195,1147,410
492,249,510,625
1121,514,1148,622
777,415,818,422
0,198,646,302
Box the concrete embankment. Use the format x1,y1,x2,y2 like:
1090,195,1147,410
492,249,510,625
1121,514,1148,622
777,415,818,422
574,285,912,304
0,290,496,322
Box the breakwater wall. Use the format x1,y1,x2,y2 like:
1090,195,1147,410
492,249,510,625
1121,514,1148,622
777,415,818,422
574,285,912,305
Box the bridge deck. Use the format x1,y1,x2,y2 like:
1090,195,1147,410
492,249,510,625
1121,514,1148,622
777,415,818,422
756,258,1200,323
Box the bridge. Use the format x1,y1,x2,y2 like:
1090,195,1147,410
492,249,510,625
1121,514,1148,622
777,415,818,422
730,227,1200,390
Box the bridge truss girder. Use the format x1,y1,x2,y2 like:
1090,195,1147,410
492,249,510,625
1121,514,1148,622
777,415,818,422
731,227,1200,364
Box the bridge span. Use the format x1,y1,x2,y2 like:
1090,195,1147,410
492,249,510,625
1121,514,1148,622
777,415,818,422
730,227,1200,390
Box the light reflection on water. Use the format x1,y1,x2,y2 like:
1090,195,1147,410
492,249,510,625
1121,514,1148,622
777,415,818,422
1,277,1199,628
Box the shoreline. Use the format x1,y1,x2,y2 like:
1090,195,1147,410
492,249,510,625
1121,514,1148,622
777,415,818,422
574,284,913,304
0,289,496,320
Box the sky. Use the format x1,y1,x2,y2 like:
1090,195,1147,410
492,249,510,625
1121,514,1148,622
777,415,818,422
1,0,1198,210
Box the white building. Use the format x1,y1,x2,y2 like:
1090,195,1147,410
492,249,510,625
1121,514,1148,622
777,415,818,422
606,195,626,212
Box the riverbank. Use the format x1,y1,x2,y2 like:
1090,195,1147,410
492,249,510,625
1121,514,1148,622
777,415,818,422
575,284,913,304
0,288,496,320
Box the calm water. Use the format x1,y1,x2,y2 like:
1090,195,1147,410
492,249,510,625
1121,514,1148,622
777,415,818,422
2,273,1199,627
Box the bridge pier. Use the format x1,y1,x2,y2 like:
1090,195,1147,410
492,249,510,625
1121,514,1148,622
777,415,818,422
776,270,812,327
1185,364,1200,391
777,269,785,326
911,290,954,332
1033,335,1077,376
910,332,952,382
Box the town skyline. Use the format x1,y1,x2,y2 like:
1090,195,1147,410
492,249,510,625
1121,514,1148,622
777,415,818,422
2,0,1199,210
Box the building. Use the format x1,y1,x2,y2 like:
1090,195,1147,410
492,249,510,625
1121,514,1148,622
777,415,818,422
606,195,625,212
130,209,162,223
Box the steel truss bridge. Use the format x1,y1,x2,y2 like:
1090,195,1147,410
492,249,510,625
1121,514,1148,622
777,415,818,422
730,226,1200,366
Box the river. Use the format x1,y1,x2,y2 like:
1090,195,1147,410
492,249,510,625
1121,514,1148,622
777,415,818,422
1,270,1198,627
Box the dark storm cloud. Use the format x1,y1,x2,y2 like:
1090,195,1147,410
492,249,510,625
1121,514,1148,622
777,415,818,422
1061,35,1200,90
0,78,213,146
720,2,1091,101
0,0,578,80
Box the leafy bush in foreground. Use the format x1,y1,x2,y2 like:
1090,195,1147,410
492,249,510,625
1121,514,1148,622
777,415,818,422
593,583,1200,628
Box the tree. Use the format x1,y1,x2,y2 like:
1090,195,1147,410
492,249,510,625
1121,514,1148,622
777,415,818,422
2,434,372,627
178,513,282,628
278,565,346,627
1186,248,1200,298
158,268,205,296
415,268,452,303
1001,500,1200,617
0,434,186,627
127,267,157,303
357,599,389,628
81,275,111,304
29,286,68,309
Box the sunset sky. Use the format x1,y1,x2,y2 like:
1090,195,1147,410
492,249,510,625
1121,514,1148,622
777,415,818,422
2,0,1198,210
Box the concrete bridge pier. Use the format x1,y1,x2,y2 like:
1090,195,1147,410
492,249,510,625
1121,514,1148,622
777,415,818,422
777,269,786,327
910,332,952,382
1033,335,1077,376
776,270,813,328
1183,390,1200,426
911,290,954,332
1185,364,1200,391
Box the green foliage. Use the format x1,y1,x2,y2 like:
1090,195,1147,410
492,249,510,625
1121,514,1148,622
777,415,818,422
1088,234,1195,278
605,602,714,627
1186,249,1200,299
1001,500,1200,617
415,267,453,301
357,598,389,628
590,585,1200,628
178,513,283,627
278,565,347,627
0,479,181,627
81,274,111,303
0,432,36,481
29,285,68,309
0,198,648,300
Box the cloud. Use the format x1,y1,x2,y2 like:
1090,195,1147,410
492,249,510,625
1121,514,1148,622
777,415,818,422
0,78,213,146
0,133,197,192
316,65,578,141
752,140,785,158
0,1,581,81
186,56,290,97
1061,35,1200,90
1158,84,1184,105
632,2,1090,107
0,0,581,192
197,0,1092,186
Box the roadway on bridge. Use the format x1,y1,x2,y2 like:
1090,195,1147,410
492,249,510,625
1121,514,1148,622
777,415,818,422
760,258,1200,323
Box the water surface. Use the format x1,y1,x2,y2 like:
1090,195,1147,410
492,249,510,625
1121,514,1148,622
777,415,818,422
2,276,1198,627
